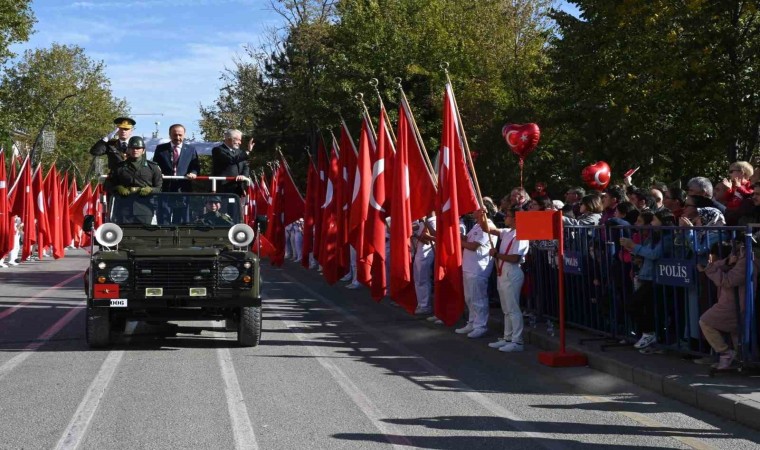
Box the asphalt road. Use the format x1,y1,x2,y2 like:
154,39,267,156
1,250,759,449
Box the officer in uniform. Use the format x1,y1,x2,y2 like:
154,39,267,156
108,136,162,224
90,117,136,174
198,196,234,226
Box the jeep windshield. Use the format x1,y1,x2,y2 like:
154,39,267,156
108,192,242,227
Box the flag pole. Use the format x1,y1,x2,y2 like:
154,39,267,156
354,93,377,141
441,62,485,209
369,78,397,145
328,130,341,159
338,114,359,157
395,77,438,188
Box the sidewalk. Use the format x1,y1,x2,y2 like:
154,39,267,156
522,322,760,431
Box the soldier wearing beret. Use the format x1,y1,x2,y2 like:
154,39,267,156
90,117,137,174
197,196,234,226
108,136,163,224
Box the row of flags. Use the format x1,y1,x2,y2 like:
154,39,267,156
252,82,481,326
0,153,101,264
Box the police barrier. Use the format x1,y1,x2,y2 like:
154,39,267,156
525,223,757,364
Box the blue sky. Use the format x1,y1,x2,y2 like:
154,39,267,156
11,0,281,140
11,1,580,141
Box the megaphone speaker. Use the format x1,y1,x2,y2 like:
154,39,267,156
94,223,124,248
228,223,254,247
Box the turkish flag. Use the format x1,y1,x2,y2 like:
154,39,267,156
319,143,341,284
313,139,328,263
349,115,375,287
389,109,418,314
0,150,9,260
434,83,480,326
365,107,392,300
264,165,284,265
60,173,72,249
398,96,437,220
68,176,82,246
252,233,276,258
337,121,357,274
70,182,92,246
44,165,64,259
32,165,51,258
278,159,305,226
301,156,318,268
78,184,102,250
11,158,37,261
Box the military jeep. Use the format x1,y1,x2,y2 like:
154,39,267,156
83,191,261,348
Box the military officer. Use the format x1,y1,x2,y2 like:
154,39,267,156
108,136,162,224
198,196,234,226
90,117,136,174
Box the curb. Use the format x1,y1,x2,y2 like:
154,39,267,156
523,327,760,431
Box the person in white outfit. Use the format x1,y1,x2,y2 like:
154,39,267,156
292,218,303,261
413,215,436,315
1,217,21,266
284,222,293,259
455,209,496,338
482,207,529,352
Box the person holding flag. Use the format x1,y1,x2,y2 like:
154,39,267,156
481,207,530,352
455,208,496,338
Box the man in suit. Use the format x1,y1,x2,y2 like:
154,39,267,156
211,129,253,196
152,123,200,192
90,117,136,174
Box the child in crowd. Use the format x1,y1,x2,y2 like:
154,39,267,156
698,241,756,370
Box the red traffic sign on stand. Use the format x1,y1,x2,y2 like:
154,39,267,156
515,211,588,368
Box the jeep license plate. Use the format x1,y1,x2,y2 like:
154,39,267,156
110,298,127,307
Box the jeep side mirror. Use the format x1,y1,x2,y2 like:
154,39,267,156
82,215,95,232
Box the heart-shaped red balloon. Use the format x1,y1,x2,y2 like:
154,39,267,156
582,161,611,191
502,123,540,160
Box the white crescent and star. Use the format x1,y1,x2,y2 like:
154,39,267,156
369,159,385,212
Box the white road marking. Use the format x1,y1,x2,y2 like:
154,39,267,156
54,350,125,450
280,273,564,450
212,332,260,450
0,272,82,320
0,302,84,383
281,319,415,449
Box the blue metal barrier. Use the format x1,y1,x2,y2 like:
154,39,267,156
525,223,758,364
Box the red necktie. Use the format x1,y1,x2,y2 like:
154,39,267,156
173,145,180,175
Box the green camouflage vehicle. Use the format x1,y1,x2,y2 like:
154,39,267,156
83,191,262,348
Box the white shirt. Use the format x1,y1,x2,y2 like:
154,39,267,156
462,221,496,276
413,216,437,255
497,228,529,265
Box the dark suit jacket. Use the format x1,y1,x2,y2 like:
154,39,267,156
211,144,250,195
152,142,200,192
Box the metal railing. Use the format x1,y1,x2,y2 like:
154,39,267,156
525,223,757,364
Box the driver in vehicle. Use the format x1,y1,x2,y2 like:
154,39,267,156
198,196,234,226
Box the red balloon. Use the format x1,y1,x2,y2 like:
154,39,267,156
502,123,540,160
582,161,611,191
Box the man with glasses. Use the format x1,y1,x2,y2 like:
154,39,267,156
687,176,726,214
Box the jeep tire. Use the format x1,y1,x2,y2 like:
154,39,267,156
86,307,111,348
238,305,261,347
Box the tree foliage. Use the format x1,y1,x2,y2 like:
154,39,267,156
0,44,127,183
203,0,760,195
0,0,35,66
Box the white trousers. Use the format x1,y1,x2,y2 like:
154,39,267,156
413,248,434,309
497,263,525,344
463,271,489,331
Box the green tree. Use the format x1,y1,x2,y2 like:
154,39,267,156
0,0,35,66
0,44,128,183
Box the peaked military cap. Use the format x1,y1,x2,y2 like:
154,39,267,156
114,117,136,129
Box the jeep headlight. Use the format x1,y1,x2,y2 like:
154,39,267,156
220,265,240,282
109,265,129,283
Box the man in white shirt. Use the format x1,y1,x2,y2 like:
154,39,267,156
482,207,529,352
455,209,496,338
412,214,436,315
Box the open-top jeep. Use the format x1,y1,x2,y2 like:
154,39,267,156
83,190,262,348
